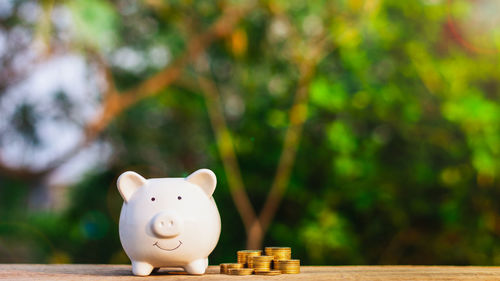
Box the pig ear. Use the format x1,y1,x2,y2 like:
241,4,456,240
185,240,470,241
117,171,147,202
186,169,217,197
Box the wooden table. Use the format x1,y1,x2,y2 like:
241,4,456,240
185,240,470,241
0,264,499,280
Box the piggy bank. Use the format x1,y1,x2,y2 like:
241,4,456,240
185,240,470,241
117,169,221,276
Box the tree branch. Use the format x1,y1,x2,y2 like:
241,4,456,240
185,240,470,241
247,35,331,249
196,74,259,236
177,32,329,248
84,1,254,142
0,1,255,180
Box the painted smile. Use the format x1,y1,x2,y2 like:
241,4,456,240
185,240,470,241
153,240,182,251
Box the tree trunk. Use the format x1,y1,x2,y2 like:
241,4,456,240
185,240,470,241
245,220,264,249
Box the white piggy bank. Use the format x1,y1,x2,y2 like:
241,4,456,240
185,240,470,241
117,169,221,276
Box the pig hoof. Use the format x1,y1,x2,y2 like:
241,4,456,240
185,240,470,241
184,258,208,275
132,261,154,276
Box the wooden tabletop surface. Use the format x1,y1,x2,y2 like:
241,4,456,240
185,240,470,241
1,264,500,280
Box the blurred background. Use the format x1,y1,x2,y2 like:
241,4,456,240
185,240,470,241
1,0,500,266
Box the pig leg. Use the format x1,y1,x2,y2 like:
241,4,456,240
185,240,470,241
132,261,154,276
184,258,208,275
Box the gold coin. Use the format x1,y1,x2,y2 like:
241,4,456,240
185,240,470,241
281,270,300,274
237,250,261,266
228,268,254,275
265,247,291,253
252,262,272,265
265,247,292,260
275,266,300,270
275,266,300,269
265,247,291,251
254,270,282,276
220,263,243,274
251,255,274,262
275,259,300,263
277,265,300,268
248,255,273,268
252,265,271,270
274,265,300,269
274,259,300,273
281,268,300,273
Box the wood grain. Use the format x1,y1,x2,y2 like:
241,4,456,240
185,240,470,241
0,265,500,280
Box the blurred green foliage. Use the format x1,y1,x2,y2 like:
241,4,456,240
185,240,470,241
2,0,500,266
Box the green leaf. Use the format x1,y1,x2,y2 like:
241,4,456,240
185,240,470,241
69,0,119,51
310,77,347,112
327,121,356,154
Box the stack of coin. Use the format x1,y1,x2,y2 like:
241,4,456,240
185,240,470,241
220,263,243,274
265,247,291,261
236,250,261,267
274,259,300,274
248,255,273,271
228,268,254,275
220,246,299,275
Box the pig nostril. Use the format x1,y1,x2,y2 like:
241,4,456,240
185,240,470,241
153,214,182,237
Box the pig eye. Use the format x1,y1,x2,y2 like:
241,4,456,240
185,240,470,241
151,197,155,202
177,196,182,200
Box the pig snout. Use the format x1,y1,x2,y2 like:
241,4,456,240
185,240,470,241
151,212,184,238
